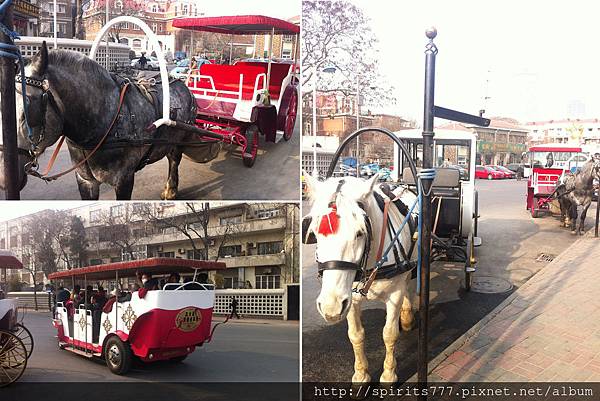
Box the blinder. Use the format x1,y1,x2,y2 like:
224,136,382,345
302,216,316,244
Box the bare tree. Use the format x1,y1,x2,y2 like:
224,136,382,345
93,0,145,42
302,0,395,111
97,203,146,260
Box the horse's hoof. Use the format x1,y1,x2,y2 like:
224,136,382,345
379,371,398,384
351,372,371,384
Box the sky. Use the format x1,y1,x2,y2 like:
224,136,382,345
346,0,600,123
202,0,300,19
0,201,87,222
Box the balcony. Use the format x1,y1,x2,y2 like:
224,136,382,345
220,253,286,268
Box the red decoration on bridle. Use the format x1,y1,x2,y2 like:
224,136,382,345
318,204,340,236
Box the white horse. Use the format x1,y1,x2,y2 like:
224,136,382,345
303,174,418,384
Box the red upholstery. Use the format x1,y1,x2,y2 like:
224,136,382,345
194,64,267,100
235,62,291,100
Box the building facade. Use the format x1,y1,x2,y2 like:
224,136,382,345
13,0,40,36
38,0,73,39
0,202,299,291
526,118,600,148
439,117,529,166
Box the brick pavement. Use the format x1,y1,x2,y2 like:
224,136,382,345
429,234,600,382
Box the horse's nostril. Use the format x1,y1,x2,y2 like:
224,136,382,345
317,301,323,316
341,299,349,315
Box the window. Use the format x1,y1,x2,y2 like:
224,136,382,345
9,227,18,248
90,210,101,223
120,22,129,30
257,208,280,219
58,23,67,34
256,275,281,289
174,6,178,15
283,34,294,42
111,205,124,217
152,5,157,12
157,251,175,258
219,245,242,257
187,249,207,260
133,25,141,31
133,39,142,47
0,238,5,249
257,241,283,255
152,23,157,33
281,49,292,59
220,215,242,225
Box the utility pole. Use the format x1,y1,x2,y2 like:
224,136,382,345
0,0,20,199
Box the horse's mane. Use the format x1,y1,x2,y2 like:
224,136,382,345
47,50,110,78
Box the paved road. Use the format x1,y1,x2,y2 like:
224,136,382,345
302,178,592,382
20,312,299,382
7,108,299,201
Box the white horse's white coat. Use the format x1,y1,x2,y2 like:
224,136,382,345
305,174,417,384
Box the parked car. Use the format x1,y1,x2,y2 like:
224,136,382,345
491,165,516,179
176,58,211,68
475,165,504,180
506,163,523,173
449,164,469,180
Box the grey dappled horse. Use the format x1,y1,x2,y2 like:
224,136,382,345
557,156,600,235
0,42,198,200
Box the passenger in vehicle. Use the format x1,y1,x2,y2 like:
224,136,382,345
168,272,181,283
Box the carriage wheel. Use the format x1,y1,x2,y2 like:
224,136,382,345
104,336,132,375
473,190,479,237
464,234,476,291
13,324,34,359
531,198,540,218
0,330,28,387
283,90,297,141
242,124,259,168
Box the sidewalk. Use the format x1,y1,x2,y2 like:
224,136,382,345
428,232,600,382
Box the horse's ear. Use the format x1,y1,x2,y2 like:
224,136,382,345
303,170,320,199
359,174,380,199
31,41,49,75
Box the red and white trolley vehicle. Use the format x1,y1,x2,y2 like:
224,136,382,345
48,257,225,375
526,143,588,217
0,252,33,387
172,15,300,167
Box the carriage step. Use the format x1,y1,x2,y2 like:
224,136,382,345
60,342,100,358
466,265,476,273
473,236,482,247
275,131,284,143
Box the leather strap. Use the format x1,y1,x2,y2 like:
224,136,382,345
33,83,131,181
317,260,360,273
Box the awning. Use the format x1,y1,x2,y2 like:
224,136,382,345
172,15,300,35
48,257,225,281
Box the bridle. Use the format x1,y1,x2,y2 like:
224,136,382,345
0,73,64,173
305,179,417,296
316,180,374,281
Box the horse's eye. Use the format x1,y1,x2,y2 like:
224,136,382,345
356,231,364,238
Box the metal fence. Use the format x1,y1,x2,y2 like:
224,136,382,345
214,289,286,319
16,36,130,67
6,291,52,311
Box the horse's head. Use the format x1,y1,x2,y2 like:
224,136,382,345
592,154,600,181
303,174,380,323
0,42,65,191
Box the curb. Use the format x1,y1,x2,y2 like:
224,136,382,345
407,229,594,382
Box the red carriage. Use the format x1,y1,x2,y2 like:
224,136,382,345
526,143,588,217
172,15,300,167
48,258,226,375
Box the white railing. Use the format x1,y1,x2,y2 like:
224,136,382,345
214,289,285,318
15,36,130,66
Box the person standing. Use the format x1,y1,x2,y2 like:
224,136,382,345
229,297,241,319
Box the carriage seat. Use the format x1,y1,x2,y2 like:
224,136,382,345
234,62,292,100
401,167,461,197
193,64,267,100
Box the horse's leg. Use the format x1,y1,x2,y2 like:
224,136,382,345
380,295,402,383
161,149,182,200
400,293,414,331
115,174,135,200
570,203,578,234
75,172,100,200
578,201,591,235
346,301,370,384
